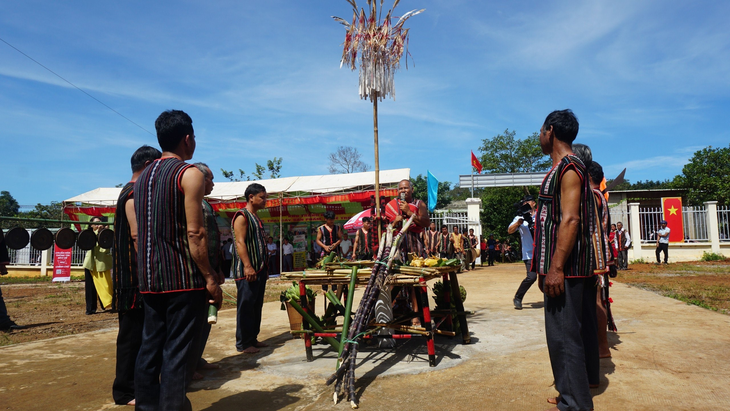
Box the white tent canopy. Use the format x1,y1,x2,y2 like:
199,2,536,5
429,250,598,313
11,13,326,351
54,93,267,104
64,168,411,206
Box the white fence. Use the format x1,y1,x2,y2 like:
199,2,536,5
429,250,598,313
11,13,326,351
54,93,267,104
627,201,728,262
637,206,709,243
719,206,730,242
429,211,471,232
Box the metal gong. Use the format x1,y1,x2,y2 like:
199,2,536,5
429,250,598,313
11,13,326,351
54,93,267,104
5,227,30,250
55,227,77,250
30,228,54,250
76,229,98,251
97,228,114,249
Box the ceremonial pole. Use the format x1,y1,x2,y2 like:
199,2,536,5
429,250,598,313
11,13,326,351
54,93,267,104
332,2,424,241
373,90,381,239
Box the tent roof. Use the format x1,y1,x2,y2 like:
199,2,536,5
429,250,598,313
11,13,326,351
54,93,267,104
63,168,411,206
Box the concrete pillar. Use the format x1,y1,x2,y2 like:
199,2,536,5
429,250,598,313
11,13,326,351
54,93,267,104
466,198,482,264
40,248,51,277
705,201,720,253
628,202,641,261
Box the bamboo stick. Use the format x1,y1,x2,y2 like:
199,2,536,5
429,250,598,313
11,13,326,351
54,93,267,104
287,299,340,351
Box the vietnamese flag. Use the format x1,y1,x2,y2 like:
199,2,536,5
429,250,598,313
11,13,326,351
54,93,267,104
471,151,483,174
661,197,684,243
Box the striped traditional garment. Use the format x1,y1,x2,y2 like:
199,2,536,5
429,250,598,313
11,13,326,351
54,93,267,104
231,208,267,279
355,227,377,258
590,188,614,273
438,232,452,255
532,154,594,278
112,182,141,311
319,224,341,255
202,199,220,272
134,157,205,293
424,229,439,255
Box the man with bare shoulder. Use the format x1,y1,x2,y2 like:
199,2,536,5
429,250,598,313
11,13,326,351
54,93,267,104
112,145,161,406
231,183,269,354
132,110,222,411
532,109,595,411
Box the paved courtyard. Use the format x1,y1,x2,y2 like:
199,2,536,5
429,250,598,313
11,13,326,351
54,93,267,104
1,263,729,410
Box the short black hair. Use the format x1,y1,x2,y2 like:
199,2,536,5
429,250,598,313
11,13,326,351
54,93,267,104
244,183,266,202
131,145,162,173
543,109,579,144
155,110,194,152
362,217,371,223
587,161,604,185
324,210,335,220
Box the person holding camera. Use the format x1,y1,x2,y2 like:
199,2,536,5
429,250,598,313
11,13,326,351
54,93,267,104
509,195,537,310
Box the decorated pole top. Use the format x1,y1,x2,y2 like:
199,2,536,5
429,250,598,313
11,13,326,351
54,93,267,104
333,0,424,102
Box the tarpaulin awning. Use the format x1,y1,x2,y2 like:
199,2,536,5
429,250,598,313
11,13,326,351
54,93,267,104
63,168,410,224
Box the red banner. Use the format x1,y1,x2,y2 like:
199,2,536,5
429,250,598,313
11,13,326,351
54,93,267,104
661,197,684,243
52,244,73,282
471,151,483,174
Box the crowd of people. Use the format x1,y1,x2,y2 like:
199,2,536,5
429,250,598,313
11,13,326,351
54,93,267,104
105,110,271,409
0,107,637,411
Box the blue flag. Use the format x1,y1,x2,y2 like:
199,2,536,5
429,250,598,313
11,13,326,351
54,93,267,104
427,171,439,212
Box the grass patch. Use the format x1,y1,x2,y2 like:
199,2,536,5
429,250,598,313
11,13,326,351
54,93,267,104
616,261,730,314
0,275,84,285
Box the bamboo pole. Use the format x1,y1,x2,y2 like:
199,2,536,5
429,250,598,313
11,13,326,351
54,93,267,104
337,266,359,369
373,90,381,241
288,299,340,351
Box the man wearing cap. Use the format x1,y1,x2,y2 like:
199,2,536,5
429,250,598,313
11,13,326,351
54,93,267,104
656,220,670,264
509,195,537,310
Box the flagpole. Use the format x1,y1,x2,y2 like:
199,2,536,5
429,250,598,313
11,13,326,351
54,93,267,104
470,155,474,198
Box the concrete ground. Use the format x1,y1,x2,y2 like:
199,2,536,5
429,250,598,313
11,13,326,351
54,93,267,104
1,263,730,411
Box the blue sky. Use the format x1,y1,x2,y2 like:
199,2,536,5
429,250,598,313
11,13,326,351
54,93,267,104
2,0,729,206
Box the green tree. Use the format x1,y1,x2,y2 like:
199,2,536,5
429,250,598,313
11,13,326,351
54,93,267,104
475,129,548,239
0,191,20,217
477,129,551,173
221,157,283,181
480,187,532,239
410,175,452,210
674,144,730,205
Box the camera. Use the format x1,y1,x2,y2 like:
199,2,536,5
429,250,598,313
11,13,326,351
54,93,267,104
514,198,535,234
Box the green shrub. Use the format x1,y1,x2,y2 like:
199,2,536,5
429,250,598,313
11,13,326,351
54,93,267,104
630,258,647,264
700,252,726,262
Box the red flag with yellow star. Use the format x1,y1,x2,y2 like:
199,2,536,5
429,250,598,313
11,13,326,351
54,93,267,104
471,151,483,174
661,197,684,243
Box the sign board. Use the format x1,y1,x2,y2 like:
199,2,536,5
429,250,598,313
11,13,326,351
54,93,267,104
52,244,73,282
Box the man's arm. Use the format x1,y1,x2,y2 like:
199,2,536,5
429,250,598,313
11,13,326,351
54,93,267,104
124,198,139,252
508,217,523,234
544,169,581,298
351,231,360,255
315,227,328,252
232,213,258,282
181,167,222,307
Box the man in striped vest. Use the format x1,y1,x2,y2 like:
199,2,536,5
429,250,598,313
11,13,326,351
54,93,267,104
231,183,269,354
532,109,595,411
133,110,222,411
112,145,160,406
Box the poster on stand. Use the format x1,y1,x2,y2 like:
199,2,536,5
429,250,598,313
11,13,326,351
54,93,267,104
52,244,72,282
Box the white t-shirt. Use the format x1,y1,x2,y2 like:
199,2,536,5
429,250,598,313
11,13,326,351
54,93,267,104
510,215,534,261
340,239,352,256
657,227,671,244
282,243,294,255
